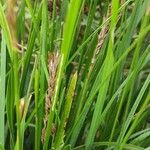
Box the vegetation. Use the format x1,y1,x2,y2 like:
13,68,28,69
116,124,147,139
0,0,150,149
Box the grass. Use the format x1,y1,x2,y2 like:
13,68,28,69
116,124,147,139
0,0,150,150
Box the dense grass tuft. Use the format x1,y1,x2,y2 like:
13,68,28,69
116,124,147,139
0,0,150,150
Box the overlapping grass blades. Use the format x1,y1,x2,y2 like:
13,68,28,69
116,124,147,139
0,0,150,150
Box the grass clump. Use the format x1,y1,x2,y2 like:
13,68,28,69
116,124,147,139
0,0,150,150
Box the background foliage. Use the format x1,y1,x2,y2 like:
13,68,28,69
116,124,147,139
0,0,150,150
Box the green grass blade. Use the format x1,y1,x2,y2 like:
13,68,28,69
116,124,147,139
0,32,6,147
53,73,77,149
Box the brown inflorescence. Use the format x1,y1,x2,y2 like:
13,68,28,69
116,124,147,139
41,52,60,143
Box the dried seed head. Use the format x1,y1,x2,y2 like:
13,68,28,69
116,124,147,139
48,0,61,15
19,98,25,120
51,123,57,135
6,0,17,47
41,51,60,143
